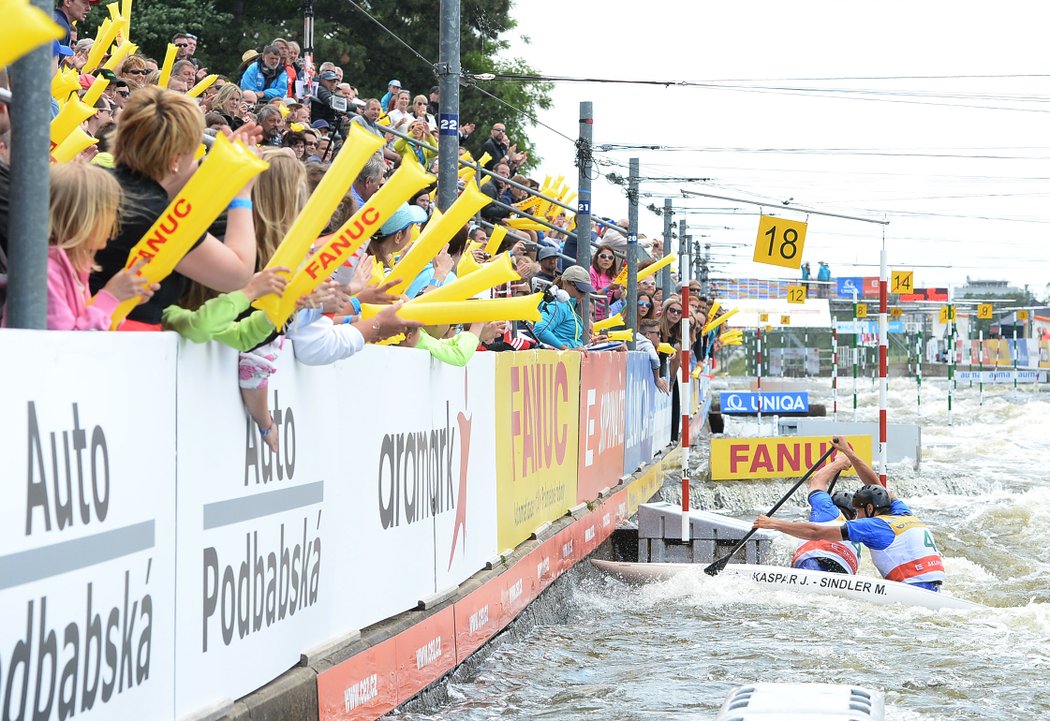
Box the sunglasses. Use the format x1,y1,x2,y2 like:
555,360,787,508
175,43,189,48
305,141,318,147
116,90,130,97
638,300,651,306
666,307,682,314
125,69,148,75
597,253,614,260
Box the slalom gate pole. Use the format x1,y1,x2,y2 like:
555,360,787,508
853,305,859,421
878,244,888,487
832,328,839,421
1012,327,1018,389
804,327,810,377
967,318,974,388
915,331,922,416
979,329,984,405
948,300,955,427
680,283,691,542
756,325,763,427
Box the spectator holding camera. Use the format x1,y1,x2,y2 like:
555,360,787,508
311,69,340,129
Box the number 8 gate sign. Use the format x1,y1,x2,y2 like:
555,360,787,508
753,214,808,270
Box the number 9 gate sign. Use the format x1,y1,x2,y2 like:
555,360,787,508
753,214,808,270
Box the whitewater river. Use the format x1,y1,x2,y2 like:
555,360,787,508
391,375,1050,720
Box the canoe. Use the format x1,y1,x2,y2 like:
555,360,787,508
590,559,982,611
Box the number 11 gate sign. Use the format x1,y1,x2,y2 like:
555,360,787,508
754,214,808,270
710,435,873,480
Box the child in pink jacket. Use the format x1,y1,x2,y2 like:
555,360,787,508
39,164,156,330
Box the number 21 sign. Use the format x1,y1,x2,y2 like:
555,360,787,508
753,215,808,270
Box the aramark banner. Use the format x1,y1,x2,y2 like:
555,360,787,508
719,391,810,414
0,332,178,721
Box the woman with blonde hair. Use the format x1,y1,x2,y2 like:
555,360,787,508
17,164,157,330
409,94,436,131
212,82,246,130
89,86,263,330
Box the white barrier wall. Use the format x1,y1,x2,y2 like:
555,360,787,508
0,332,668,721
0,331,179,721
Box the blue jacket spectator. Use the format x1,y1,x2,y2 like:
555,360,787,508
532,265,593,349
239,45,290,101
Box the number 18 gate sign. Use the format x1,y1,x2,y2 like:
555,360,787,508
720,391,809,414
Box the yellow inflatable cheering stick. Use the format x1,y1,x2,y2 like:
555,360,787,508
157,42,177,89
592,313,625,333
386,180,491,297
104,134,269,328
606,330,633,342
51,128,98,164
362,293,544,326
254,123,385,321
483,225,507,256
187,74,218,99
702,307,738,335
412,251,519,304
50,99,97,157
657,342,677,355
613,252,677,287
0,0,62,69
268,153,434,327
82,18,121,74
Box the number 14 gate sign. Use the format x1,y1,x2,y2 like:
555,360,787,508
710,435,872,480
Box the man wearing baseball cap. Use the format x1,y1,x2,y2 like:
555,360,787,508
531,245,561,292
533,265,594,350
54,0,99,47
380,79,401,111
311,70,340,128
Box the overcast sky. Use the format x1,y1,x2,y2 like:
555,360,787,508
503,1,1050,297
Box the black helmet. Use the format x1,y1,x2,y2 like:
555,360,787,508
831,490,856,520
853,485,892,514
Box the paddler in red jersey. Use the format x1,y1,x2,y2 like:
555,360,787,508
755,437,945,592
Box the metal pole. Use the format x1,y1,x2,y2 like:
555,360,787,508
436,0,461,210
915,331,922,417
878,244,888,487
303,0,315,79
947,293,955,426
626,158,639,349
756,326,763,426
1012,326,1018,389
661,198,673,299
6,13,51,329
576,101,594,338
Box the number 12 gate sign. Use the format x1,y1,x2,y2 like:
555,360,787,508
710,435,872,480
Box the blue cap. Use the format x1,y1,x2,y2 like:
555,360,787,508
379,203,427,237
53,41,74,58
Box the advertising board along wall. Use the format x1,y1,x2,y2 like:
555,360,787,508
0,331,178,721
577,353,627,503
710,434,873,481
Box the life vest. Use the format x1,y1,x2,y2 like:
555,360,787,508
869,514,945,585
792,518,860,574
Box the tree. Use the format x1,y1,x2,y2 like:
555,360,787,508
79,0,552,169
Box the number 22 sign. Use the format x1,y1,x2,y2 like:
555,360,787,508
753,215,808,270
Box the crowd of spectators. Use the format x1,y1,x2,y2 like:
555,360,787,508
0,3,732,442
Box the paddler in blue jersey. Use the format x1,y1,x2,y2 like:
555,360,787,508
755,437,945,591
790,449,861,574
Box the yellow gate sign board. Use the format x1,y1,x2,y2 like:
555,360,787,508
787,285,806,304
855,303,868,319
977,303,993,320
753,215,807,270
939,305,956,323
710,435,873,481
891,270,913,294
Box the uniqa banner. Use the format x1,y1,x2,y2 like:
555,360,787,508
719,391,810,414
710,434,873,481
495,351,581,551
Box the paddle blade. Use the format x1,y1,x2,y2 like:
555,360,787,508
703,557,729,576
